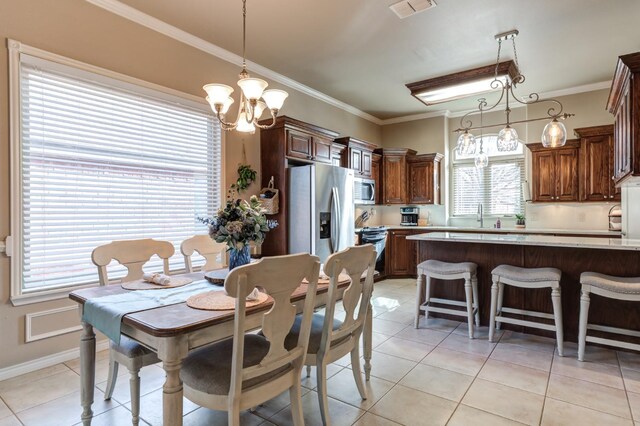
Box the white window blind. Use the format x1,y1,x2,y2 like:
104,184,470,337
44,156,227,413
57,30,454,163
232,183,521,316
452,136,525,216
19,58,221,292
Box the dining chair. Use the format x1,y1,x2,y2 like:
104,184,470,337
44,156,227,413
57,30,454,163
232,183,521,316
179,253,320,426
91,238,174,426
180,234,227,272
284,244,376,426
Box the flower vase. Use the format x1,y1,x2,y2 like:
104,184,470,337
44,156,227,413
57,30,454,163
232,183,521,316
229,245,251,270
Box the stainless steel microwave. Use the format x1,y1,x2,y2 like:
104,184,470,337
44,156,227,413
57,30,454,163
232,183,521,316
354,177,375,205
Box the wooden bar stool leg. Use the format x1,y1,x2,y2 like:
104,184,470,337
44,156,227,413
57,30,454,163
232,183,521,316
495,283,504,331
472,276,480,327
425,275,432,320
578,287,591,362
415,273,424,329
489,279,499,342
464,278,474,339
551,285,564,357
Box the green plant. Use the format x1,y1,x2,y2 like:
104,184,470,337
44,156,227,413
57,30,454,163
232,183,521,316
230,164,257,193
515,213,526,225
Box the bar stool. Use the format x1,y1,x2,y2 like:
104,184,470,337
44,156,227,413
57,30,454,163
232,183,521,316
489,265,564,356
415,259,479,339
578,272,640,362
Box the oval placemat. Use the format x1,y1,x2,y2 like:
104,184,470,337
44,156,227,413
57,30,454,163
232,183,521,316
187,290,269,311
121,277,193,290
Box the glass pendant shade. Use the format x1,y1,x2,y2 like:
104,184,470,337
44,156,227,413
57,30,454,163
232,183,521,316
253,101,267,120
475,151,489,168
262,89,289,110
456,131,476,155
207,96,234,114
203,84,234,105
542,119,567,148
497,125,519,152
236,111,256,133
238,78,268,100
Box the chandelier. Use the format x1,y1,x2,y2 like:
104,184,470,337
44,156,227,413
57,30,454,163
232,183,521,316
203,0,288,133
455,30,574,161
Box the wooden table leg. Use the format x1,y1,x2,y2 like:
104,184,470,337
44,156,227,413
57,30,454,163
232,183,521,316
80,321,96,426
364,302,373,381
158,337,188,426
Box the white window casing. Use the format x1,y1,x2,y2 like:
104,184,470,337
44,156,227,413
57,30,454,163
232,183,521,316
8,40,224,305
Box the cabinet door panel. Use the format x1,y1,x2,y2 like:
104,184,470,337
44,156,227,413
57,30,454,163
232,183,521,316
361,151,372,177
313,137,333,164
371,158,381,204
331,145,345,167
532,151,556,201
286,130,313,160
350,148,363,174
556,148,579,201
387,231,416,276
583,135,611,201
409,161,433,204
383,155,406,204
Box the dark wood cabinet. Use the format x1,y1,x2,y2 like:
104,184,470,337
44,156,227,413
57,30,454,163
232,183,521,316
382,150,413,204
386,229,418,277
334,137,378,178
408,153,443,204
607,52,640,186
371,152,382,204
260,116,339,256
528,141,580,202
331,143,346,167
575,125,619,201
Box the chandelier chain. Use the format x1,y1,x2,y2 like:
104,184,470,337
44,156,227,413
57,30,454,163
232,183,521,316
494,39,502,80
511,36,520,75
242,0,247,70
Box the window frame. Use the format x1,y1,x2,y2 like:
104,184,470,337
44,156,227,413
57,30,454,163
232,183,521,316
450,134,525,218
7,40,225,305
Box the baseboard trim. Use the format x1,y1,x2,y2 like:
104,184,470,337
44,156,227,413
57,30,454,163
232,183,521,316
0,340,110,381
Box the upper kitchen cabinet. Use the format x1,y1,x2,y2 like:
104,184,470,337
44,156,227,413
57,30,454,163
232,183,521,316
371,152,382,204
281,117,339,164
575,125,620,201
607,52,640,186
259,116,339,256
382,148,417,204
408,153,443,204
331,143,346,167
334,137,378,178
527,141,580,202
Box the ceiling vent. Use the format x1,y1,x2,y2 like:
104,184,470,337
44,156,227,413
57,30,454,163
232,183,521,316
389,0,437,19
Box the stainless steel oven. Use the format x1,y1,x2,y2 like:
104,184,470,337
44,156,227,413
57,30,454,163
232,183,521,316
354,177,375,205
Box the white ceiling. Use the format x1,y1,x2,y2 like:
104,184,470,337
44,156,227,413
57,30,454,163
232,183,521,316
115,0,640,120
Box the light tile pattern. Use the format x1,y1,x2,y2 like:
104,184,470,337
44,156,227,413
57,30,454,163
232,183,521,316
1,278,640,425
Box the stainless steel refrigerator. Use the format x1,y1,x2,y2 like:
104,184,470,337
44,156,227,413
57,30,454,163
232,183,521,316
288,164,355,263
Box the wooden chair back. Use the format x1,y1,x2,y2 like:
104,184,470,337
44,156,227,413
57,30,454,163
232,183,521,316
321,244,377,354
180,235,227,272
91,238,175,285
224,253,320,400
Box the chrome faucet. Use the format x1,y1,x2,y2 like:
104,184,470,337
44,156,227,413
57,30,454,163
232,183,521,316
477,203,483,228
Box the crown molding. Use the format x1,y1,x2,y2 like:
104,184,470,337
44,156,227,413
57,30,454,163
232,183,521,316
380,110,451,125
85,0,383,125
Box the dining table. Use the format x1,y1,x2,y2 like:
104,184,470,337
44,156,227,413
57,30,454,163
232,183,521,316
69,270,374,426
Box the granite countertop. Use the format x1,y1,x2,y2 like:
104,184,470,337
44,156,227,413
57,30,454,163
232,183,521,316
356,225,621,237
407,232,640,251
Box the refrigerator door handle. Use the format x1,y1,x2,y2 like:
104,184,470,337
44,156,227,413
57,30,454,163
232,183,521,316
333,186,341,251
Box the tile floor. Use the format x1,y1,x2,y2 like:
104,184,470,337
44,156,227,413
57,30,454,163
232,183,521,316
2,278,640,425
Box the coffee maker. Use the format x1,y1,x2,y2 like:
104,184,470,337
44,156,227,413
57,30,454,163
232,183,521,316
400,206,419,226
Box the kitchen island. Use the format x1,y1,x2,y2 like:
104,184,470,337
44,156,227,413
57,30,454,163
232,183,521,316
407,232,640,342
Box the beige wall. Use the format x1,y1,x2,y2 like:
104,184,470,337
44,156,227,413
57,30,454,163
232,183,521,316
0,0,379,370
381,116,446,154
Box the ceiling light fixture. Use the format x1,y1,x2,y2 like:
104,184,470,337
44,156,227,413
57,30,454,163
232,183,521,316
203,0,288,133
454,30,574,153
407,61,519,106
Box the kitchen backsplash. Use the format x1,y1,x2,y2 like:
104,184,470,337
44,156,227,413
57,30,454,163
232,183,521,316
356,202,617,230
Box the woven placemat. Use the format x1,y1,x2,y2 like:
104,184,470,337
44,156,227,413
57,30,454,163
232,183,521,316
186,290,269,311
121,277,193,290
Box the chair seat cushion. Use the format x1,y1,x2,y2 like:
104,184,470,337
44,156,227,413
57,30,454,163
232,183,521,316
419,259,477,276
280,313,345,354
492,265,561,283
581,272,640,294
111,336,154,358
180,334,291,395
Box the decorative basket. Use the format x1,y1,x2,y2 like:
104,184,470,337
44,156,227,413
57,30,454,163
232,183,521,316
260,176,279,215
